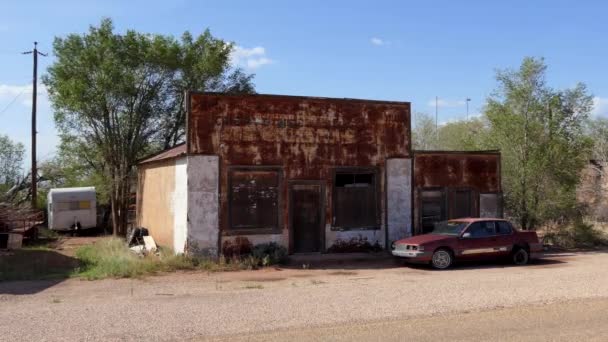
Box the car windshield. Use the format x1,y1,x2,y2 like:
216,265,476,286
432,221,468,236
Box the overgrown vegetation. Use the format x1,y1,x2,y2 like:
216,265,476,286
1,237,289,282
541,220,608,249
75,238,287,280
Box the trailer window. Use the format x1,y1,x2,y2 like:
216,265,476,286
57,201,91,211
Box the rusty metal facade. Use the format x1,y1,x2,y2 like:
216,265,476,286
413,151,502,234
188,93,411,251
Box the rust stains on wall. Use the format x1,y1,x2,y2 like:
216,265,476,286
188,92,411,241
413,151,501,192
412,151,502,234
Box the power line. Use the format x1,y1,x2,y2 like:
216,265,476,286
0,86,28,116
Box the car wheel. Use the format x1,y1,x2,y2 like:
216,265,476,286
512,247,530,266
431,249,453,269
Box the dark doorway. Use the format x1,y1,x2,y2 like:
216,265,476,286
290,183,324,253
450,189,473,219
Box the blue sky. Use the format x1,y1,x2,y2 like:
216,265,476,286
1,0,607,166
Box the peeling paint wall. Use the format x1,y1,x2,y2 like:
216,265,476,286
387,158,412,243
187,155,220,256
188,93,411,252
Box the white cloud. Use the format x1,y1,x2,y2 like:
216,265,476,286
427,98,467,108
230,46,274,70
0,84,31,98
370,37,392,46
592,96,608,117
0,83,48,108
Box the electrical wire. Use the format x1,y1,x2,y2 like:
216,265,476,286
0,86,29,117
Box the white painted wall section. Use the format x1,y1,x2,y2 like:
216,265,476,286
172,157,188,253
326,227,386,249
187,155,220,256
387,158,412,244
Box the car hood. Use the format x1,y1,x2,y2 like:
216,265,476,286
395,234,457,245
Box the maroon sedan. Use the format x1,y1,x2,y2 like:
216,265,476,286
391,218,542,269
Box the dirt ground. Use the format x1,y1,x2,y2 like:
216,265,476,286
1,249,608,341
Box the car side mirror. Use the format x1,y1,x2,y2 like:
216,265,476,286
461,232,471,239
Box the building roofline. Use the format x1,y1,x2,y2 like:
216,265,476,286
413,150,501,155
138,143,187,165
188,91,411,106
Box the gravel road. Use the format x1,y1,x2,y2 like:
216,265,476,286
1,251,607,341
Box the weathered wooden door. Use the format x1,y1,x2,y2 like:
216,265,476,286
290,183,324,253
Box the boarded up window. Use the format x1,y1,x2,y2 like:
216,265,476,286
420,189,446,234
480,193,502,218
229,170,279,230
334,171,378,228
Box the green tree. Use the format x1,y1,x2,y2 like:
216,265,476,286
411,112,438,150
588,117,608,161
44,19,255,235
412,112,490,151
437,118,489,151
0,134,25,193
485,57,593,229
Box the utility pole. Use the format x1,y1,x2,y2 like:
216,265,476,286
466,98,471,120
435,96,439,140
23,42,47,209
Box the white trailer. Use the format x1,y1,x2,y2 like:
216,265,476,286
48,187,97,231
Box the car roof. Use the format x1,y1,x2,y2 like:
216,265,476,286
448,217,508,223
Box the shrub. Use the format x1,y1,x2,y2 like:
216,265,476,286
222,236,253,258
251,242,288,266
542,220,608,249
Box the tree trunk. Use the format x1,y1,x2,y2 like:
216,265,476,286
109,165,130,236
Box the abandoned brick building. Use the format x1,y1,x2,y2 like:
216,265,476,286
136,92,502,255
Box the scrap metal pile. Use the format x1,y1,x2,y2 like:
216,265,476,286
0,203,44,236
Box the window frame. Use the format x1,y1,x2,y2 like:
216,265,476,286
226,166,283,235
331,166,380,231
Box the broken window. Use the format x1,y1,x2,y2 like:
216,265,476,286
229,169,280,230
420,189,446,234
333,170,378,229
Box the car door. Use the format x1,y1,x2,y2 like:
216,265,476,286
493,220,516,256
457,221,499,260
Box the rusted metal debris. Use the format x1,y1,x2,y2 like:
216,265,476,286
0,203,44,237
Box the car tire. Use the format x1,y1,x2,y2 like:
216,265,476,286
431,248,453,270
512,247,530,266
